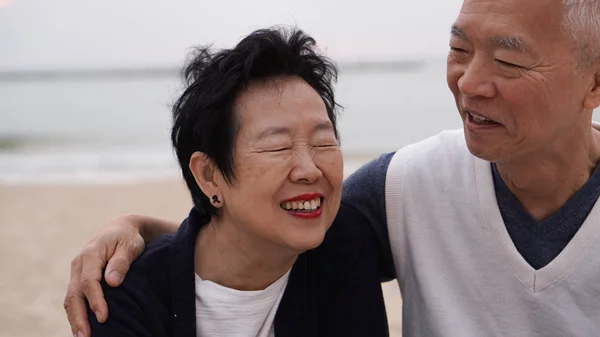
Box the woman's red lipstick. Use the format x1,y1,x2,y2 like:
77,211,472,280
280,193,323,219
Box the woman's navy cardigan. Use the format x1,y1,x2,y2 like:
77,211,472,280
88,204,389,337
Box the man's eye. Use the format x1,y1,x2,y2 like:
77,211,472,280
496,59,522,68
450,47,466,53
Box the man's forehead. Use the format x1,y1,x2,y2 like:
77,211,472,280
460,0,562,14
457,0,565,33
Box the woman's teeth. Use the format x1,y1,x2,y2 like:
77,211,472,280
280,198,321,211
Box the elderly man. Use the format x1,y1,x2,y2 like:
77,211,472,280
65,0,600,336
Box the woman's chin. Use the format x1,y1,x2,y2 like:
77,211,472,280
284,228,327,252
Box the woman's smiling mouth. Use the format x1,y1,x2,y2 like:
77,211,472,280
280,194,324,218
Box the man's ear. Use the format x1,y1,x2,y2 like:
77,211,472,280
189,151,221,203
583,60,600,110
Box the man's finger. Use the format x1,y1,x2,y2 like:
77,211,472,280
80,246,110,323
103,255,130,287
65,256,90,337
104,238,145,287
80,275,107,323
64,289,91,337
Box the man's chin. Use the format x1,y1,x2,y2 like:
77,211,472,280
465,137,504,162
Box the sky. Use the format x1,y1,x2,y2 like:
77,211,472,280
0,0,464,71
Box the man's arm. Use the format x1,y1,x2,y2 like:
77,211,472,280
342,152,397,281
64,214,178,337
319,204,390,336
136,215,180,243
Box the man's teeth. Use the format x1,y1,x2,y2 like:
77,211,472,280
470,112,495,124
281,198,321,211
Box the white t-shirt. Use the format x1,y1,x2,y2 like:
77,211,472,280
194,269,291,337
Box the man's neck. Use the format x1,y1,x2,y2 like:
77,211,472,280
496,125,600,221
193,219,297,291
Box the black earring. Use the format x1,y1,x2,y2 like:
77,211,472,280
212,195,220,204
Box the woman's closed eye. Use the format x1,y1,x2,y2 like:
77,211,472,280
268,147,292,152
268,144,336,151
313,142,340,151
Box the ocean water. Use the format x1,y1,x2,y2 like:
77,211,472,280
0,59,595,184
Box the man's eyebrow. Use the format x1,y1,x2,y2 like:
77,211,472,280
487,35,527,53
450,24,467,38
451,24,529,53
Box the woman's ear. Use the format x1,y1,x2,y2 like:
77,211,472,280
189,152,222,206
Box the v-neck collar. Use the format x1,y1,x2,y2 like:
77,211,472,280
490,162,600,233
474,157,600,292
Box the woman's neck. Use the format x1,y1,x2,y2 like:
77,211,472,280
194,219,297,291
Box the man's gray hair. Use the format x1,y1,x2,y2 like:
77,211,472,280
562,0,600,69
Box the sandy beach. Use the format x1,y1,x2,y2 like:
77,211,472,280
0,179,402,337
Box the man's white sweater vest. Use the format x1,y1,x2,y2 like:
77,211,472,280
385,129,600,336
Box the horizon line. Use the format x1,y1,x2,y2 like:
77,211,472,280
0,59,431,82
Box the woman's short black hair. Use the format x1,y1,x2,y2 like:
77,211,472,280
171,26,340,221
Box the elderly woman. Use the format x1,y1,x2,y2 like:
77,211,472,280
77,27,387,337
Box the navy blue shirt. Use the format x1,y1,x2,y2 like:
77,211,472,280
88,206,389,337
